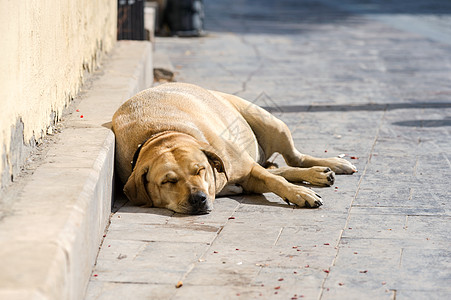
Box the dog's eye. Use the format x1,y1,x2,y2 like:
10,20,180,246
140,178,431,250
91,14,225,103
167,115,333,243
196,167,205,175
162,178,178,185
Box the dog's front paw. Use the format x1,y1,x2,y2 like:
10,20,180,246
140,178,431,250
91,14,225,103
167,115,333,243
285,186,323,208
325,157,357,174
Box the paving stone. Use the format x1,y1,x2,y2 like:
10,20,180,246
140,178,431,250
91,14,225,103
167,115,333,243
95,239,148,261
349,206,450,216
166,196,241,226
112,208,173,225
399,248,450,283
339,235,450,252
90,267,185,286
85,282,176,300
342,212,411,240
182,262,260,286
173,284,320,300
106,221,220,244
252,266,325,291
231,205,349,227
321,269,396,300
334,240,402,271
209,223,282,249
403,216,451,241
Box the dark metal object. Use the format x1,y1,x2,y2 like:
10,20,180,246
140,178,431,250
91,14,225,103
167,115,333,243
118,0,146,40
164,0,205,36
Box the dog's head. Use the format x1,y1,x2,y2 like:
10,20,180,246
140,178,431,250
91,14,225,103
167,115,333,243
123,132,227,214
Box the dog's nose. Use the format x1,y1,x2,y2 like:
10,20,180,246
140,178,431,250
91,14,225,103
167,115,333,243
189,191,208,205
188,191,210,214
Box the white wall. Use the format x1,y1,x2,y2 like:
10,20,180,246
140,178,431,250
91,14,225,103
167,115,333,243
0,0,117,188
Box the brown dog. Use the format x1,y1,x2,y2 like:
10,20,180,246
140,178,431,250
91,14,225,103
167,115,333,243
112,83,356,214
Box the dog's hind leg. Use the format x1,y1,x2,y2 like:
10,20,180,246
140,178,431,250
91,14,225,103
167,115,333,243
237,107,356,174
275,142,357,175
210,90,356,174
248,114,357,174
268,166,335,186
281,151,357,175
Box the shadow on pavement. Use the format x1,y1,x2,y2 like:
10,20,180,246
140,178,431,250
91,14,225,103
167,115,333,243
393,118,451,127
262,101,451,113
204,0,451,35
112,188,330,217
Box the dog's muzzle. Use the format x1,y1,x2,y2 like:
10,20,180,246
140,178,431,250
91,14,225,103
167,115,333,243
188,191,211,214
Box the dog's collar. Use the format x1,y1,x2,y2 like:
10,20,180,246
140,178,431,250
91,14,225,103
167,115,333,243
131,139,149,171
130,131,176,171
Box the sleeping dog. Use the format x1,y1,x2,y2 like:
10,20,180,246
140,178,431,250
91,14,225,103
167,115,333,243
112,83,356,214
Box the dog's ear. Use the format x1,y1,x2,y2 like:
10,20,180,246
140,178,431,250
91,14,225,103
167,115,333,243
123,166,153,206
202,149,228,181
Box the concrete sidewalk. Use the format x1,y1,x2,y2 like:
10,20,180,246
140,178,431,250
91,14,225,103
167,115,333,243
0,40,153,300
86,0,451,299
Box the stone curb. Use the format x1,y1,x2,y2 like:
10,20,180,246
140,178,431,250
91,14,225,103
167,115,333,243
0,40,153,300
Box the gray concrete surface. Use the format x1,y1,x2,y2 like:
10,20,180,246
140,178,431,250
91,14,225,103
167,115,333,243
86,0,450,299
0,41,152,300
